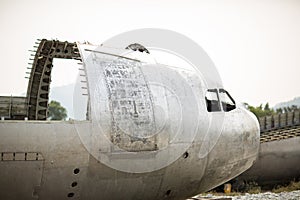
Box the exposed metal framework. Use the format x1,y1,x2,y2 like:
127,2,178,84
26,39,81,120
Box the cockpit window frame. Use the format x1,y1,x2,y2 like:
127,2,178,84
219,89,236,112
205,88,236,113
205,89,222,112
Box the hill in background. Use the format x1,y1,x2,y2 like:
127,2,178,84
273,97,300,110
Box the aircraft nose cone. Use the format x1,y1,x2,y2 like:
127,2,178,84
240,107,260,157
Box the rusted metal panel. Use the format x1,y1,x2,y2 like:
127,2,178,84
102,59,157,151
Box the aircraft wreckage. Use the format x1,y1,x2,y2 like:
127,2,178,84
0,30,260,200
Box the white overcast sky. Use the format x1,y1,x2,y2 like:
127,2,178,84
0,0,299,107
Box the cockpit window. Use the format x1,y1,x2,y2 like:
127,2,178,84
219,89,236,112
205,89,221,112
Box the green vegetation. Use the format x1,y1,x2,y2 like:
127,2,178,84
245,103,275,118
48,100,67,120
244,103,299,119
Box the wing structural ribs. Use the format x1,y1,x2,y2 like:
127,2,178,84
26,39,81,120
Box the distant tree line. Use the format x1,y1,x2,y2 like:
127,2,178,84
275,105,299,114
244,103,299,119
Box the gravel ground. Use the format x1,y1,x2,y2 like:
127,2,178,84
193,190,300,200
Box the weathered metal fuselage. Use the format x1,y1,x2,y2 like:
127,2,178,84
0,36,260,199
235,126,300,189
0,108,259,200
